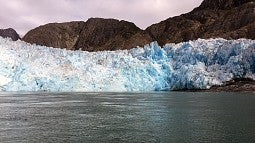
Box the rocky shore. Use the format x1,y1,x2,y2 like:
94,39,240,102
207,78,255,92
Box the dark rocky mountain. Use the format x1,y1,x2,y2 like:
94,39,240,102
22,18,152,51
197,0,254,10
0,28,20,41
23,21,84,50
146,0,255,45
22,0,255,51
73,18,152,51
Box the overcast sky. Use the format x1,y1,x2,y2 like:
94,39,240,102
0,0,203,35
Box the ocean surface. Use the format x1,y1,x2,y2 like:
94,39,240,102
0,92,254,143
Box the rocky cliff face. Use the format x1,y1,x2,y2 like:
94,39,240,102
22,22,84,50
0,28,20,41
146,0,255,45
197,0,254,10
22,0,255,51
73,18,152,51
22,18,152,51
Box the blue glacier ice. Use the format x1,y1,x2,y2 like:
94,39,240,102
0,37,254,92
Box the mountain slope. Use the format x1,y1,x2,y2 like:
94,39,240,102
22,0,255,51
22,18,152,51
73,18,152,51
22,21,85,50
146,0,255,45
0,28,20,41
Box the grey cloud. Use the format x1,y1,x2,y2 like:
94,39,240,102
0,0,203,36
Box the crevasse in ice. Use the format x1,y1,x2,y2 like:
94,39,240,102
0,37,254,92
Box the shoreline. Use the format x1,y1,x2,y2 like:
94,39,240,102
206,78,255,92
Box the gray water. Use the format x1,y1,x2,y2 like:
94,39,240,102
0,92,254,143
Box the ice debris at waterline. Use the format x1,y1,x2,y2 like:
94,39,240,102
0,37,254,92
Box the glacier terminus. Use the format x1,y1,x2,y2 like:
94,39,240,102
0,37,254,92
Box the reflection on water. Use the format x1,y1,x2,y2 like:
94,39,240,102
0,92,254,142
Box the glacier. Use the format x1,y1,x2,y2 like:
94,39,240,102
0,37,254,92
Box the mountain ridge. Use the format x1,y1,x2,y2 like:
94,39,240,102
3,0,255,51
22,18,152,51
146,0,255,45
0,28,20,41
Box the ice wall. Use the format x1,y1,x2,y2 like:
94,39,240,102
0,37,254,92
